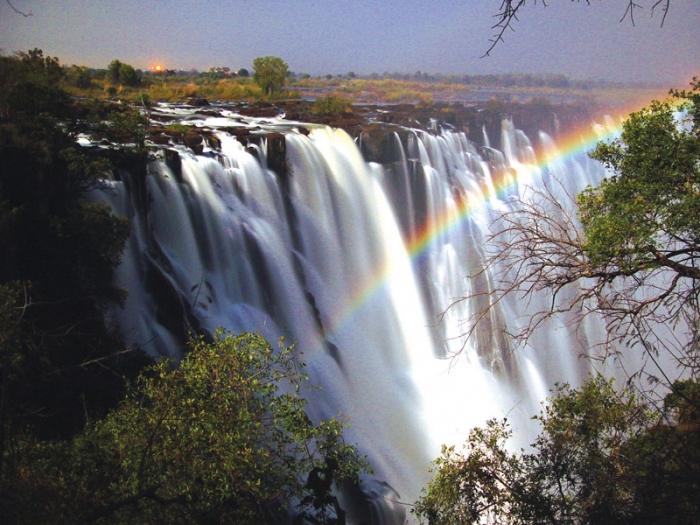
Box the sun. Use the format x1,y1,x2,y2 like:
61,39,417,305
153,64,164,73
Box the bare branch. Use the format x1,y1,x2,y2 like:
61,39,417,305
485,1,672,56
651,0,671,26
5,0,31,17
453,176,699,385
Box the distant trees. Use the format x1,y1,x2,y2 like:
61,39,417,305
107,59,142,87
68,65,92,88
253,55,289,96
107,59,122,83
414,376,700,524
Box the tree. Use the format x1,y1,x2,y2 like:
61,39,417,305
4,331,366,524
108,59,122,84
414,377,700,524
107,60,141,87
253,56,289,96
118,63,141,87
463,81,700,385
68,65,92,88
237,67,250,77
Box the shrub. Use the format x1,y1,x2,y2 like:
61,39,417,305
311,94,353,115
5,332,367,524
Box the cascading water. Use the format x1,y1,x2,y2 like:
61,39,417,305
95,105,627,523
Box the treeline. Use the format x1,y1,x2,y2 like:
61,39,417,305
296,71,657,89
56,56,653,93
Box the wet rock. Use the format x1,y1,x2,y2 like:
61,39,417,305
266,132,287,178
163,148,182,182
186,96,210,107
183,131,204,154
205,133,221,150
150,133,171,145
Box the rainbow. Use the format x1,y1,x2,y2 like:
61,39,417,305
322,91,678,337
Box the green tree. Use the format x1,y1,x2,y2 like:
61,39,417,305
69,64,92,88
414,377,700,524
253,56,289,96
5,331,366,524
108,59,122,84
118,63,141,87
107,60,141,87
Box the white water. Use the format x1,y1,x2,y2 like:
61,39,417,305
96,108,629,523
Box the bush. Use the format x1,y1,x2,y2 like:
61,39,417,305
414,377,700,524
311,94,353,115
4,332,366,524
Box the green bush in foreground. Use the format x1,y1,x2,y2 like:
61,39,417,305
5,331,366,524
414,377,700,525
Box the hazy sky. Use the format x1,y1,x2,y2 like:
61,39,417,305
1,0,697,84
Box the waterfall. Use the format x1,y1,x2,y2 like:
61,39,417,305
95,106,626,523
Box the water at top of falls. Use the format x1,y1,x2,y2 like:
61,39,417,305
94,104,643,523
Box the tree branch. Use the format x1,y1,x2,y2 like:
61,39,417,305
6,0,31,17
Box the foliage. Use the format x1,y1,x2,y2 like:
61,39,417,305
108,59,122,84
108,59,142,87
104,107,148,149
414,377,700,524
583,83,699,275
119,63,141,87
311,94,353,115
68,65,93,88
4,331,366,524
0,49,69,119
253,56,289,96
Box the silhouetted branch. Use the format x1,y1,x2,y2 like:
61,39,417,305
651,0,671,26
485,0,672,56
455,178,699,386
6,0,32,17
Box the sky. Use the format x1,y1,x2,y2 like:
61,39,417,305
0,0,698,84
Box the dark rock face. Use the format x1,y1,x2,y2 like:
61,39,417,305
183,131,204,154
163,148,182,182
186,96,210,107
266,132,287,179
